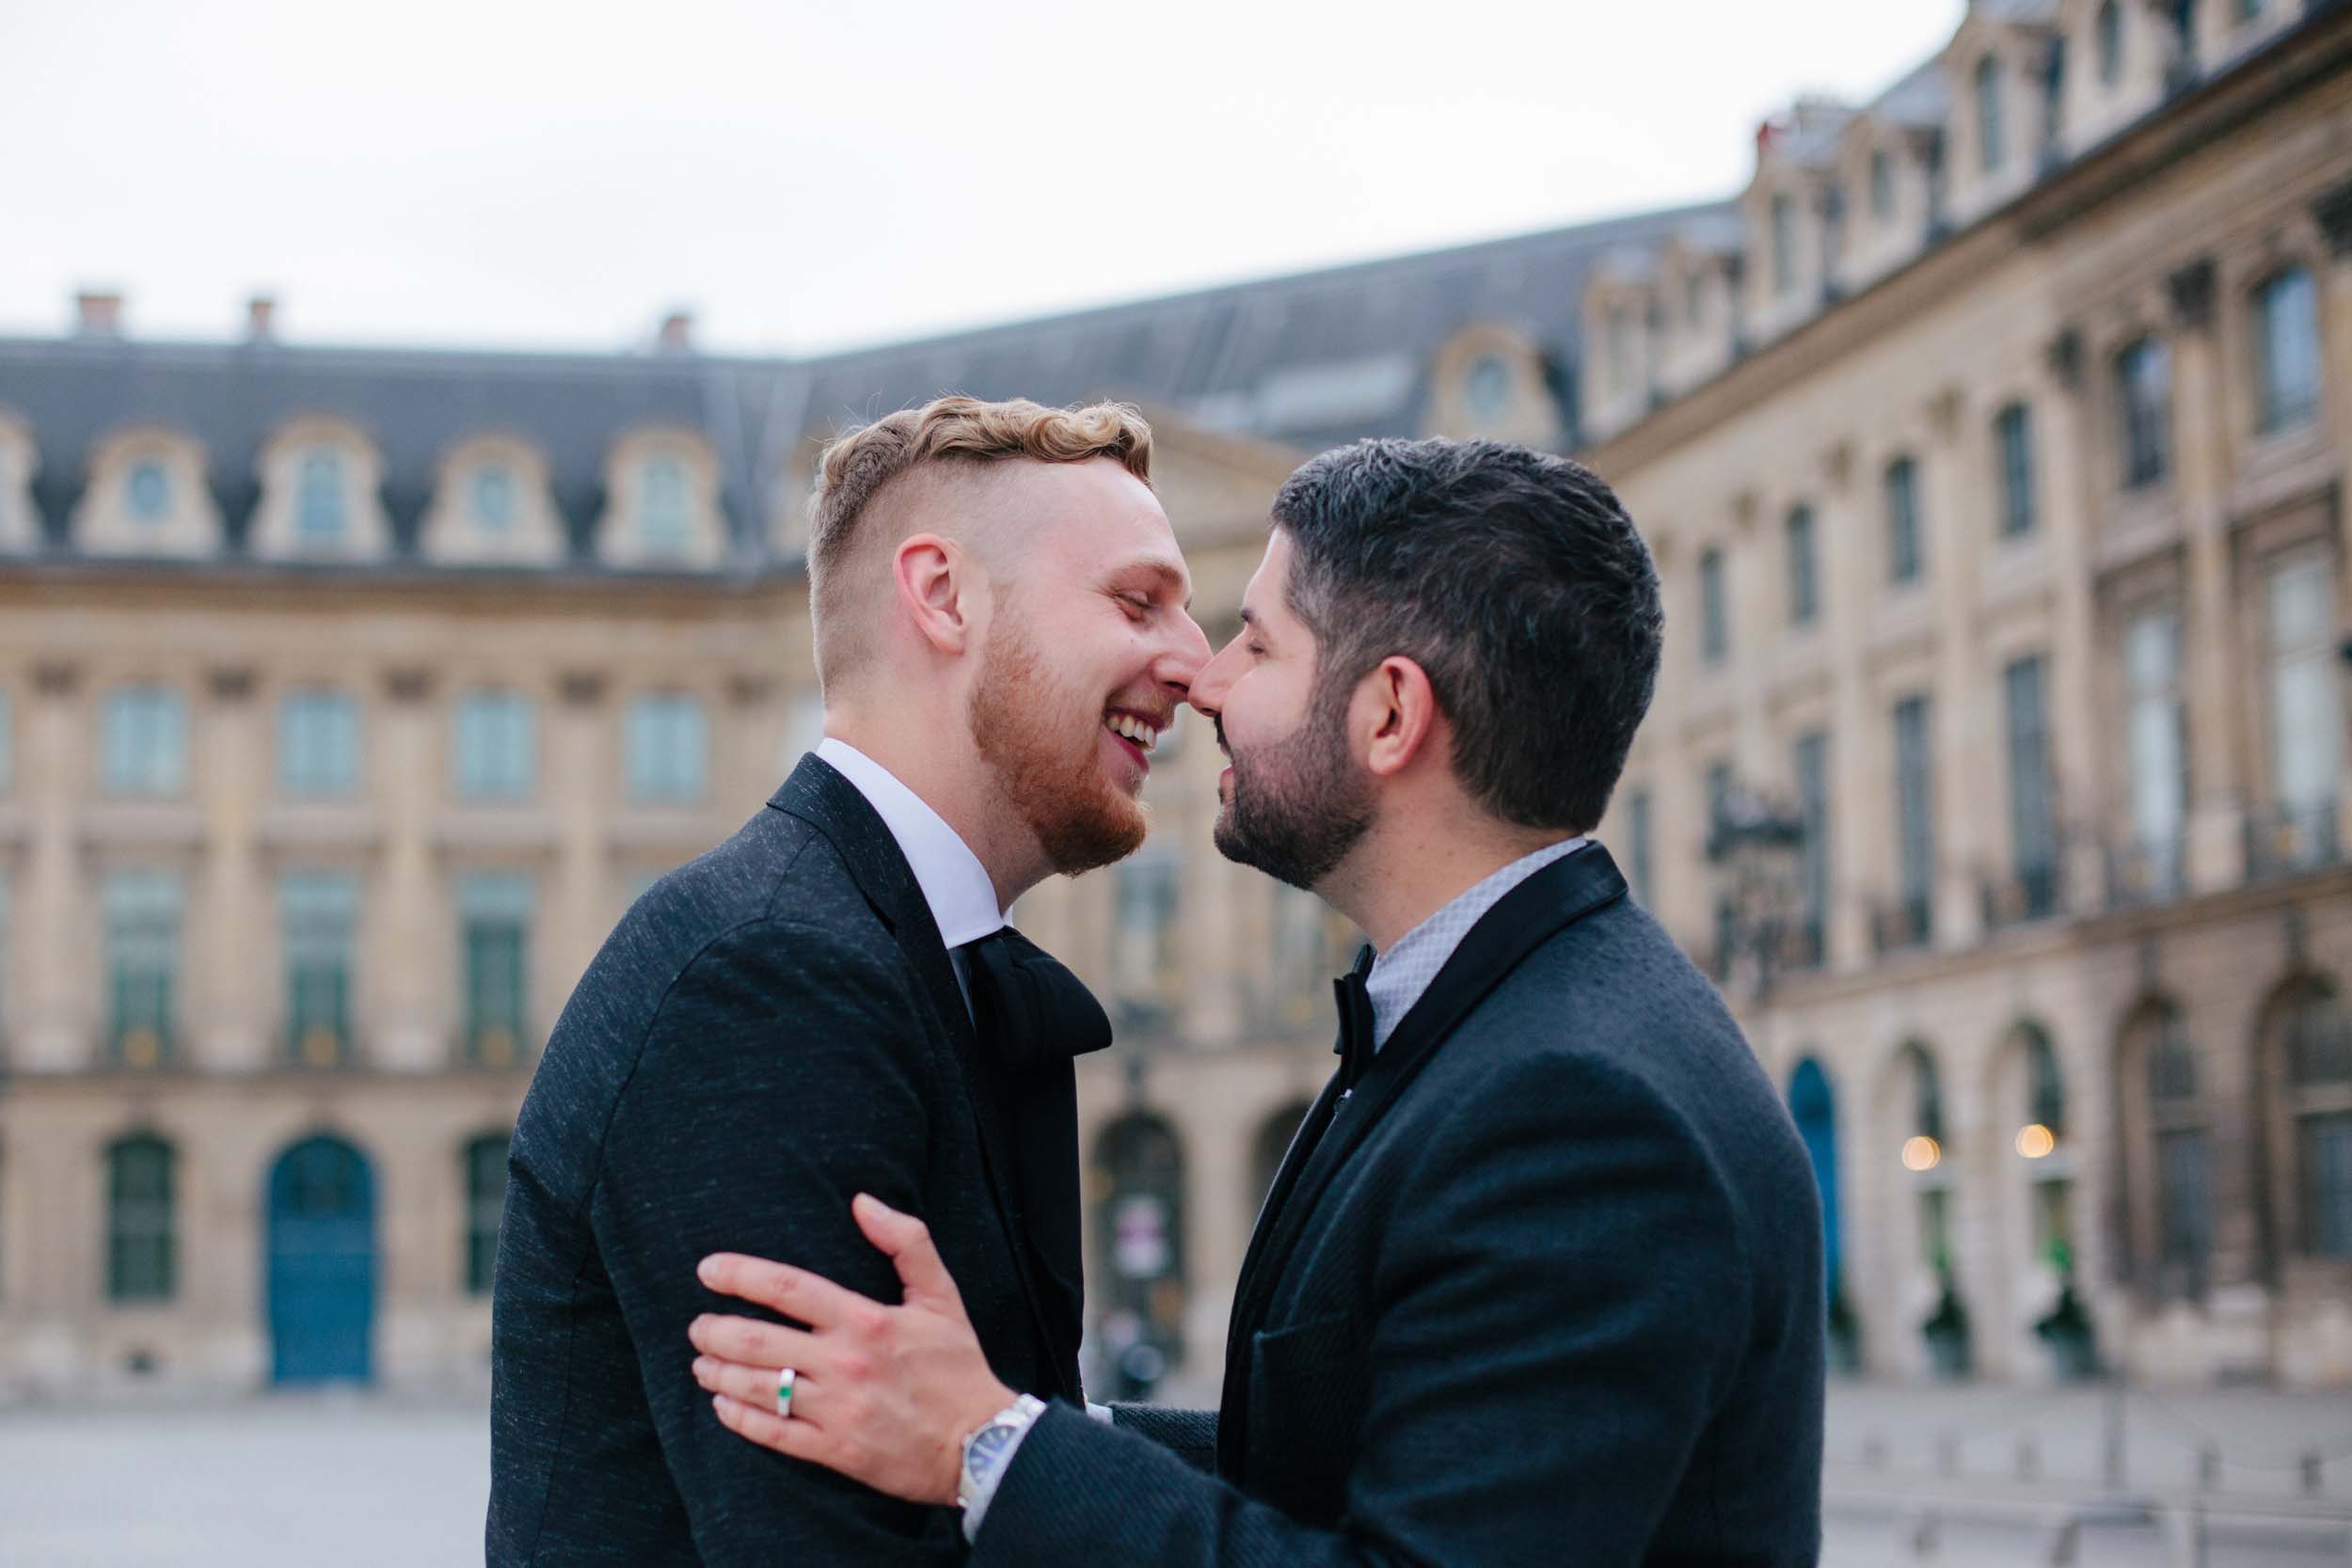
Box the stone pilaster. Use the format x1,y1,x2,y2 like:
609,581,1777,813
374,667,441,1069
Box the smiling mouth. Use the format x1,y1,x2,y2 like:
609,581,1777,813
1104,709,1166,762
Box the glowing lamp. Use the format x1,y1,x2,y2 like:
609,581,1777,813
1901,1135,1942,1172
2016,1124,2057,1160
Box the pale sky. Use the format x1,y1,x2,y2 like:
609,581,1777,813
0,1,1965,357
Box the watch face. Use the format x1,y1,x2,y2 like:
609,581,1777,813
969,1422,1017,1470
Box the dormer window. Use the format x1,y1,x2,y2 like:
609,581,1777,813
126,460,169,523
1465,355,1511,420
640,456,688,554
2097,1,2122,85
1975,55,2007,175
296,449,347,544
472,465,515,534
1869,150,1896,221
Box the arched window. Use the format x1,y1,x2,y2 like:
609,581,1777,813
1975,55,2007,174
1090,1113,1187,1397
106,1132,176,1303
2097,1,2123,86
639,456,688,555
471,465,515,534
1465,354,1512,420
465,1132,511,1294
2269,981,2352,1258
125,460,169,523
1249,1099,1316,1216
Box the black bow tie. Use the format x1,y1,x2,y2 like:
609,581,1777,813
1333,944,1376,1090
959,927,1113,1074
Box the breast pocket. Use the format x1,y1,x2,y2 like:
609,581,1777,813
1246,1307,1370,1526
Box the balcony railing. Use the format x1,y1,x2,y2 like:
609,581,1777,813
1980,861,2064,931
2105,834,2188,910
1870,895,1934,956
2246,801,2344,881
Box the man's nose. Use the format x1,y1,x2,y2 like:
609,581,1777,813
1157,610,1214,700
1185,633,1239,721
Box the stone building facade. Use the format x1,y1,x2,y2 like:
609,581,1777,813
5,0,2350,1405
1583,0,2352,1386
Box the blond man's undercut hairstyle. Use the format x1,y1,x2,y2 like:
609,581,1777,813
805,395,1155,695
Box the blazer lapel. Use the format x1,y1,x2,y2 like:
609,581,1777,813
1221,845,1631,1464
769,756,1079,1399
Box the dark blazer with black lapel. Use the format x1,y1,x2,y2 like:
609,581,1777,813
975,845,1826,1568
488,754,1087,1566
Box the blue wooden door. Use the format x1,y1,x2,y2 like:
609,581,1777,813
1788,1058,1842,1292
267,1135,375,1384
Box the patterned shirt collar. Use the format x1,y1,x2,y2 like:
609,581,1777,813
1363,837,1587,1050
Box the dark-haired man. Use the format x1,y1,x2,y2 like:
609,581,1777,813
685,437,1827,1566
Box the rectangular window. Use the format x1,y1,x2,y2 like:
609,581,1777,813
2270,555,2342,824
1786,506,1819,626
0,873,10,1038
1995,403,2037,538
640,457,689,554
1919,1188,1952,1273
1885,457,1923,585
103,868,182,1066
1869,150,1895,220
1706,763,1736,974
1112,854,1181,1033
2117,337,2173,489
1793,732,1829,962
2005,656,2058,918
1625,789,1654,908
102,687,188,797
1698,548,1728,664
2157,1126,2213,1278
625,693,709,804
281,871,358,1067
2300,1112,2352,1259
2125,608,2187,894
1894,696,1936,942
0,687,11,793
107,1138,176,1303
2257,267,2322,435
466,1135,511,1294
1270,884,1329,1031
296,450,347,543
461,872,532,1066
454,690,537,800
278,689,360,798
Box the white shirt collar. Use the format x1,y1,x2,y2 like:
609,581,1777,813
815,738,1006,951
1363,836,1587,1050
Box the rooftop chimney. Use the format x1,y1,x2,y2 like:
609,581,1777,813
246,293,278,343
657,310,694,355
74,290,124,339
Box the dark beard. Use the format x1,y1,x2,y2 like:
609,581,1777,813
968,614,1148,877
1212,690,1373,891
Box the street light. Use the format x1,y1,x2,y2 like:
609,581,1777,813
1704,780,1808,996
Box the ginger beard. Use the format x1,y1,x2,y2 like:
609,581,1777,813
968,611,1150,877
1213,678,1375,893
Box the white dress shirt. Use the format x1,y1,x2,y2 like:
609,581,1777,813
1362,835,1587,1051
815,738,1005,1009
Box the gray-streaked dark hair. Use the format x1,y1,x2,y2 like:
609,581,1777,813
1273,436,1663,834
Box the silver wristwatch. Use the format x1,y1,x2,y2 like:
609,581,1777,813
957,1392,1047,1513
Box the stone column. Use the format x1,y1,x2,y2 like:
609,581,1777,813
2169,259,2249,894
1818,441,1875,972
2309,182,2352,615
1924,386,1989,949
374,668,441,1069
2039,329,2108,911
194,666,263,1069
550,672,610,999
20,662,89,1069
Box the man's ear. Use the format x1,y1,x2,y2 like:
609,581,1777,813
893,534,985,657
1356,656,1441,780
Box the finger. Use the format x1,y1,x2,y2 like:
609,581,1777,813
693,1356,821,1424
711,1392,834,1465
698,1253,873,1330
851,1194,961,1307
688,1312,820,1370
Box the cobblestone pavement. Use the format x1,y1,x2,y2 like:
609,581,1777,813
7,1383,2352,1565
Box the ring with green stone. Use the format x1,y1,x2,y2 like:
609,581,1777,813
775,1367,798,1419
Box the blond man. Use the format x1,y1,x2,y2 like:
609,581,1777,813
487,397,1210,1566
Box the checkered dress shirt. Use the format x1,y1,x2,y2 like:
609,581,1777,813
1362,837,1587,1050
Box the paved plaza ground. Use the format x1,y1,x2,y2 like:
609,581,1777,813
7,1383,2352,1565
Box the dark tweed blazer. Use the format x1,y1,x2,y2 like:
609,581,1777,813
487,754,1084,1566
975,846,1826,1568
